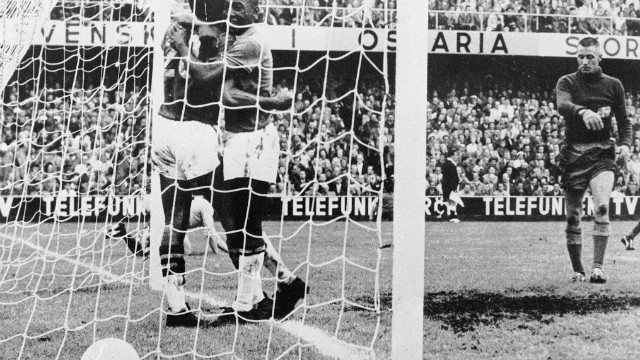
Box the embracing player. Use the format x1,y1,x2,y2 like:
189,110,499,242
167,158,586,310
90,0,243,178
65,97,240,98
156,0,306,324
556,37,631,283
217,0,304,320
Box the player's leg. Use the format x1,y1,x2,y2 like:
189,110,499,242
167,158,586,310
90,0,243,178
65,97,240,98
565,188,587,281
159,174,195,324
224,177,270,318
261,231,295,284
589,171,614,283
262,230,309,318
621,219,640,250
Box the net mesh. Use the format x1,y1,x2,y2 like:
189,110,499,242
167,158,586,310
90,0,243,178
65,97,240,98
0,0,392,358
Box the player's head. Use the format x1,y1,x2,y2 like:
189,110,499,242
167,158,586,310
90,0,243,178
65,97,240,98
228,0,259,33
576,37,602,74
188,0,226,23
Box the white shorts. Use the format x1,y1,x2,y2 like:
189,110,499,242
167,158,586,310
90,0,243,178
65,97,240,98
223,123,279,183
151,115,220,181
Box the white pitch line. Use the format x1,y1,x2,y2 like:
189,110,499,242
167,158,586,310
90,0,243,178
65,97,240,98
184,290,228,308
0,232,135,285
277,321,375,360
0,232,229,307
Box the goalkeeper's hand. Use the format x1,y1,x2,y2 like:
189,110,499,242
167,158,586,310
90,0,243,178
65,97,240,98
617,144,631,166
271,89,294,111
166,23,190,56
172,11,197,29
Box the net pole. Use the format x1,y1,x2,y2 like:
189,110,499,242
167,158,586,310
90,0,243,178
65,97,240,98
148,0,173,291
392,0,427,358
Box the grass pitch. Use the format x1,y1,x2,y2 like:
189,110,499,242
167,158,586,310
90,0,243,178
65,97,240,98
424,221,640,360
0,220,387,360
2,220,640,359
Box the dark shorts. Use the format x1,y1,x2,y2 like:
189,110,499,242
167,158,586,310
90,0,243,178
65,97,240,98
558,141,616,191
442,186,457,202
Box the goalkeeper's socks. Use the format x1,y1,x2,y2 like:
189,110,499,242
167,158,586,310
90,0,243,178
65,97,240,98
567,244,585,274
232,252,265,313
593,235,608,269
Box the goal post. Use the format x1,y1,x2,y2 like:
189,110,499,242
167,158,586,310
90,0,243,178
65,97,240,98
392,0,428,358
148,0,173,292
1,0,400,358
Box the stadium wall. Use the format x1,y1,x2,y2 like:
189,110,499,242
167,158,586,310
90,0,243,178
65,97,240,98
0,195,378,222
2,195,639,222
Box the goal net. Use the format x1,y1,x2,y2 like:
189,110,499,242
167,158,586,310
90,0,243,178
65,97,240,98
0,0,399,358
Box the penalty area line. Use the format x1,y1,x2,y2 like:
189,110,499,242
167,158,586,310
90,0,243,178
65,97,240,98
0,232,134,285
0,232,229,308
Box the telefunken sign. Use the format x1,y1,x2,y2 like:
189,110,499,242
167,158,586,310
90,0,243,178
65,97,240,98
426,196,640,220
0,196,377,222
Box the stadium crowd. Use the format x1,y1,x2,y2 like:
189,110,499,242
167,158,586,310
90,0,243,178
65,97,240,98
49,0,396,28
49,0,640,34
0,79,149,197
9,65,640,200
0,67,392,198
425,76,640,198
430,0,640,35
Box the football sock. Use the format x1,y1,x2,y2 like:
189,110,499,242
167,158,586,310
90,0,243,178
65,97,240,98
567,244,584,274
593,235,608,269
232,252,265,312
164,274,188,313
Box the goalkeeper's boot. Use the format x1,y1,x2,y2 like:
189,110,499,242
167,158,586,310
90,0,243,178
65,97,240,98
621,235,630,249
274,277,309,318
571,272,587,283
628,238,635,251
106,222,127,240
589,268,607,284
165,274,198,327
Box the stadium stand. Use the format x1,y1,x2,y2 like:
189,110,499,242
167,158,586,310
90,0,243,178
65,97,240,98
9,0,640,201
0,66,392,198
425,68,640,198
49,0,640,33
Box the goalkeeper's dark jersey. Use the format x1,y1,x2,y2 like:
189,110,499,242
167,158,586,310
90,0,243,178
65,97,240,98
556,68,632,147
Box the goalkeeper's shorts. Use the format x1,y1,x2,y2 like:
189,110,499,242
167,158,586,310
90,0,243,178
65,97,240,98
223,123,279,183
152,115,220,181
558,140,616,192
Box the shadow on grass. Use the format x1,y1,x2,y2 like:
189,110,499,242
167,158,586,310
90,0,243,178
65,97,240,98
353,290,640,333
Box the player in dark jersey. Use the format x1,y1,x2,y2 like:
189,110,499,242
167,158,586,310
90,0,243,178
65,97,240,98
556,37,631,284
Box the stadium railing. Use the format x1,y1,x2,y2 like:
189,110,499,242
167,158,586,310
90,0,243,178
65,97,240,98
428,10,640,35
